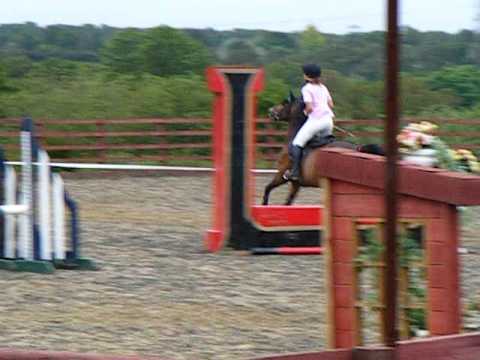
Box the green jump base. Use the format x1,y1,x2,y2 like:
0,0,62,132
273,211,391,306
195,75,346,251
0,258,99,273
53,258,99,271
0,259,55,274
0,259,17,271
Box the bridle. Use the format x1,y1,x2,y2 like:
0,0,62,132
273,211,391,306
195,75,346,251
268,107,281,121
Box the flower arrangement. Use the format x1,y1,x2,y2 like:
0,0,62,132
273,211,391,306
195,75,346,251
398,121,480,174
453,149,480,173
397,121,438,152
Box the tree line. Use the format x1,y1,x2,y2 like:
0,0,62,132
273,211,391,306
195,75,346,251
0,22,479,120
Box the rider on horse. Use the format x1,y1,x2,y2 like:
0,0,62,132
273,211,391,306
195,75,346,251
284,64,335,182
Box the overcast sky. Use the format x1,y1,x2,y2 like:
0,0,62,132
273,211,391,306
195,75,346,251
2,0,478,34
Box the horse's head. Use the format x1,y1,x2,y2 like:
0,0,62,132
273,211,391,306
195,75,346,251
268,91,304,123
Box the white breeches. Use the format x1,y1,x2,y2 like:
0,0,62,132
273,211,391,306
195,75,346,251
292,115,334,147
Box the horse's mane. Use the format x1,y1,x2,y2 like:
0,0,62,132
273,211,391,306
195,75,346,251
287,97,307,141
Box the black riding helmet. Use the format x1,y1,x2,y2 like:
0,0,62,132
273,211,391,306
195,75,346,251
302,63,321,79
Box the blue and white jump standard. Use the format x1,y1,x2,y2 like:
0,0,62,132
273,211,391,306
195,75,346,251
0,118,97,273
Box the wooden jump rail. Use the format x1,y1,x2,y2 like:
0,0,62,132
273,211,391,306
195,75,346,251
1,118,479,164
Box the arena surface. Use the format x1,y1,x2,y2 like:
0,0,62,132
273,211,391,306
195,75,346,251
0,174,478,360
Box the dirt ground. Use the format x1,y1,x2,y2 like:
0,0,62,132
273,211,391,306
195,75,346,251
0,174,478,360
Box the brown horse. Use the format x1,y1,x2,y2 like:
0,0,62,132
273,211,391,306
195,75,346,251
262,93,384,205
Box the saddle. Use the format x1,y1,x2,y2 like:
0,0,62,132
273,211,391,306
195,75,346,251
283,133,337,182
302,134,337,158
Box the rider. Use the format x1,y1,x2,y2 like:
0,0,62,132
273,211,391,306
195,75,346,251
285,63,335,181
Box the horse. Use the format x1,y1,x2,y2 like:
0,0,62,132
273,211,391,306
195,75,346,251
262,92,384,205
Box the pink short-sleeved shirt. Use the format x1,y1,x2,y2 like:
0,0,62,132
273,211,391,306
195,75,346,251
301,83,334,119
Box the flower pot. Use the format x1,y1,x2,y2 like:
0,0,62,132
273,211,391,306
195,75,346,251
402,148,438,167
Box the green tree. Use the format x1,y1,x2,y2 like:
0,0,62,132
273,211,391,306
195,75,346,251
0,63,7,91
299,25,326,58
76,24,105,52
265,60,303,90
1,55,33,77
45,25,80,49
329,74,383,119
141,26,212,76
254,31,297,63
320,31,384,80
469,5,480,65
0,63,7,117
258,78,289,115
223,39,260,65
33,59,79,82
296,25,328,67
9,22,44,52
101,29,146,74
428,65,480,107
162,75,212,117
401,75,459,115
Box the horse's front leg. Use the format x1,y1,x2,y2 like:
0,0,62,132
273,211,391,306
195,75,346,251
262,172,288,205
284,181,301,205
262,153,290,205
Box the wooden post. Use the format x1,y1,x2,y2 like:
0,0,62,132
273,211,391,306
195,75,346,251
384,0,400,347
96,120,107,163
156,121,166,162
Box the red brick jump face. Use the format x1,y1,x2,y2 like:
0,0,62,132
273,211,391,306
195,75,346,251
317,148,480,348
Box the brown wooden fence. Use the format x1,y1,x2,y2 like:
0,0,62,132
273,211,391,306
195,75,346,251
1,118,479,167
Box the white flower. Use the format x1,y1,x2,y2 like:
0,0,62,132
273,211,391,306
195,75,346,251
471,161,479,173
419,121,438,134
398,123,435,150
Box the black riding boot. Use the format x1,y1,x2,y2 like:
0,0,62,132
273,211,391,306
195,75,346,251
286,144,303,181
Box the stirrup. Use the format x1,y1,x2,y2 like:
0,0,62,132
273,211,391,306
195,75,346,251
283,170,299,182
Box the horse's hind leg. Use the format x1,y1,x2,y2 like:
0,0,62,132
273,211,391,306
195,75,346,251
284,182,301,205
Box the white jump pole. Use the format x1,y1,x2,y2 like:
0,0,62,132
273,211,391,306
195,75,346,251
3,166,17,259
19,127,33,260
52,173,66,260
38,149,52,260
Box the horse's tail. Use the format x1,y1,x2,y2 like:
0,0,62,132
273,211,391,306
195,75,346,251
358,144,385,156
